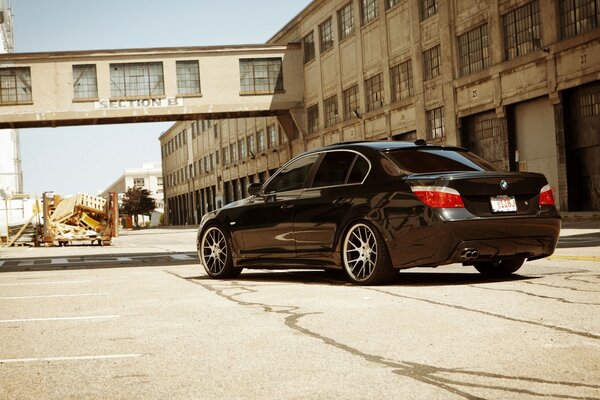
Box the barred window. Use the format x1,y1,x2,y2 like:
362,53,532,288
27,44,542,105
257,130,266,152
319,18,334,53
343,84,360,120
361,0,379,25
110,62,164,97
580,90,600,117
365,73,384,112
423,45,441,80
176,60,201,95
338,3,355,40
303,31,316,63
307,104,320,134
390,60,413,102
420,0,439,20
503,1,541,60
0,67,32,105
239,58,284,94
559,0,600,38
73,65,98,100
458,25,490,76
267,125,277,148
324,95,339,127
387,0,401,9
426,107,445,140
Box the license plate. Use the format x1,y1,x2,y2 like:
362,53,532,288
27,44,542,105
490,195,517,213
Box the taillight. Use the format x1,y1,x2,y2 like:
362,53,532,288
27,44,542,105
411,186,465,208
539,184,555,206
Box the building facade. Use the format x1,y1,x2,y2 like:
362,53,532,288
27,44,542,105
160,0,600,224
100,163,164,226
0,0,23,196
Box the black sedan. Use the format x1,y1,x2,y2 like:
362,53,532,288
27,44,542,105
197,141,560,285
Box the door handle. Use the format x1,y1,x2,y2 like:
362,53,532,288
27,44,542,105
332,198,349,206
280,203,294,210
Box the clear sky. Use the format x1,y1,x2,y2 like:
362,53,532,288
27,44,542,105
11,0,310,196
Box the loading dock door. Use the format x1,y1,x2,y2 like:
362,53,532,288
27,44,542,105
566,82,600,211
461,111,506,170
514,97,560,209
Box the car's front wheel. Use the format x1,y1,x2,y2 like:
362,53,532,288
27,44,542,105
342,222,395,285
198,226,242,279
473,258,525,277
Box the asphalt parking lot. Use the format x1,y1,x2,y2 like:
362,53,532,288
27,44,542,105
0,224,599,399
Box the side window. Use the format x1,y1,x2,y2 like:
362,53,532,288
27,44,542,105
266,154,320,193
312,151,359,188
347,156,369,183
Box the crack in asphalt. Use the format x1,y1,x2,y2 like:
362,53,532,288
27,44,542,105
523,280,600,293
166,271,600,400
467,285,600,306
369,288,600,341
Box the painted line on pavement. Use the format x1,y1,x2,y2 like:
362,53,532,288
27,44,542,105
0,280,91,286
0,293,108,300
0,354,143,363
0,315,120,323
549,255,600,262
50,258,69,265
170,254,193,260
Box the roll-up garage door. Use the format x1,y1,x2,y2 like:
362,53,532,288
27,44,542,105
514,97,560,209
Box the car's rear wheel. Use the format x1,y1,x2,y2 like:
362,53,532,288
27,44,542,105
342,222,395,285
473,258,525,277
199,226,242,279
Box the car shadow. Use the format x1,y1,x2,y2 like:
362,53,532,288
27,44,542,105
185,269,538,287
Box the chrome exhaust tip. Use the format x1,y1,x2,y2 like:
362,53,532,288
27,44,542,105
461,249,480,261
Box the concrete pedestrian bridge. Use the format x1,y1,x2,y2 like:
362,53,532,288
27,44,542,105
0,43,303,129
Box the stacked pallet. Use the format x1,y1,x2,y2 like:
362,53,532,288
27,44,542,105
45,193,113,246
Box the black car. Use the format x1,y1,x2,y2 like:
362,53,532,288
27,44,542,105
197,141,560,285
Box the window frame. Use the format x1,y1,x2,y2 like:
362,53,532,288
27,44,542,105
390,59,414,102
0,67,32,105
176,60,201,96
338,2,355,41
109,62,165,98
458,24,491,76
303,31,316,64
423,45,441,81
239,58,284,95
361,0,379,25
426,106,445,140
365,73,384,112
319,18,335,53
72,64,98,101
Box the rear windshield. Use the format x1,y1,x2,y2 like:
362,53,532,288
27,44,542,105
386,148,501,174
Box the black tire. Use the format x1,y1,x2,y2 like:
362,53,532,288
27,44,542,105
341,221,396,285
473,258,525,277
198,226,242,279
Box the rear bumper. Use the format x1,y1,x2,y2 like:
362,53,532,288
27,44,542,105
386,215,561,269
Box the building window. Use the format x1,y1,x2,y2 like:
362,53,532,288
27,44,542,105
72,65,98,100
230,143,238,163
247,135,255,156
319,18,334,53
458,24,490,76
559,0,600,38
307,104,319,134
503,1,541,60
257,130,266,152
390,60,413,102
133,178,145,188
157,177,163,186
0,67,32,105
110,62,164,98
324,95,339,127
423,45,441,80
223,146,229,164
338,3,355,40
365,73,384,112
386,0,401,9
361,0,379,25
239,58,284,94
267,125,277,148
580,90,600,117
176,60,201,95
426,107,445,140
420,0,439,21
343,84,360,120
238,138,247,159
303,31,316,63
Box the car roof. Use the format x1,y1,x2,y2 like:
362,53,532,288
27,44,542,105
307,140,465,153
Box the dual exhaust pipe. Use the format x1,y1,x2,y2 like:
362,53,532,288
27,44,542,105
461,248,480,261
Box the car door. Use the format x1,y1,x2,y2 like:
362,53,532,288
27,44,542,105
239,153,320,260
293,150,370,258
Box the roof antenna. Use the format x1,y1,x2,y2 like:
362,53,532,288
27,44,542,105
414,139,427,146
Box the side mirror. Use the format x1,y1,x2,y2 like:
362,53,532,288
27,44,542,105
248,182,262,196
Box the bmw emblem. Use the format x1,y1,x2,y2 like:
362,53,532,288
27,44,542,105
500,180,508,190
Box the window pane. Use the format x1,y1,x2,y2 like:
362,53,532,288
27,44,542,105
267,154,320,192
312,151,357,187
176,60,201,95
73,65,98,100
